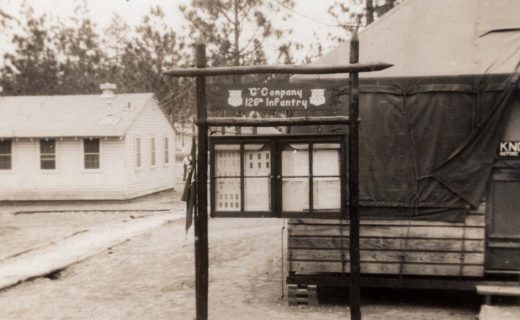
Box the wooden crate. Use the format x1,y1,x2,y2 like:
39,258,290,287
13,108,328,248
287,284,318,306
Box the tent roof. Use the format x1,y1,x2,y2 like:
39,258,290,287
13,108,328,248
294,0,520,81
0,93,155,138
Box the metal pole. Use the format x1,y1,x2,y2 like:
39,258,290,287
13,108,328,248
348,29,362,320
195,40,209,320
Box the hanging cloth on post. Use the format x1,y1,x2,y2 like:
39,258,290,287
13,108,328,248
182,135,197,233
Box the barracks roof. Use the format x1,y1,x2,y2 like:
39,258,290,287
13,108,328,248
0,93,155,138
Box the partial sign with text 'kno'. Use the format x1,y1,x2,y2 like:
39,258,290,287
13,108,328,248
207,82,345,112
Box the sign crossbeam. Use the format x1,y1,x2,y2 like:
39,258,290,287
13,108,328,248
202,116,350,127
164,62,392,77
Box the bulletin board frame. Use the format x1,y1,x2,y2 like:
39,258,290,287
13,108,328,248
209,133,347,219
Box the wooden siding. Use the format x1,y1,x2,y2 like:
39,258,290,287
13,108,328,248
288,210,486,277
0,138,127,200
124,100,176,198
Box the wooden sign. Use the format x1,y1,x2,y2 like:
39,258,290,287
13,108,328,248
207,82,345,111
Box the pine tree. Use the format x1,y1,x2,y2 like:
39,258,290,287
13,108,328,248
327,0,401,43
1,6,60,95
54,2,104,94
180,0,298,67
105,6,191,117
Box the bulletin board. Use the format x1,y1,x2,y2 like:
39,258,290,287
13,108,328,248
210,134,347,218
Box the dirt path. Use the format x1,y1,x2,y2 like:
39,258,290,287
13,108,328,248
0,218,479,319
0,212,179,290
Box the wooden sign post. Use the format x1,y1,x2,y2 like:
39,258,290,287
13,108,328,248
164,38,392,320
348,29,361,320
194,40,209,320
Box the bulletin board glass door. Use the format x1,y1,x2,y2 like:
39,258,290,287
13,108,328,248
210,134,346,218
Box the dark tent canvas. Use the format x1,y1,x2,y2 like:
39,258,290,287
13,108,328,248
292,0,520,221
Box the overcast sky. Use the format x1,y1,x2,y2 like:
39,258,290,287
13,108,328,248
1,0,350,63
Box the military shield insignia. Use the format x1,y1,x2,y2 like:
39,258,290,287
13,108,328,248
309,89,326,106
227,90,243,107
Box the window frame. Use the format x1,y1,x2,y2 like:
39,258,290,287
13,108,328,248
209,134,347,219
40,139,57,170
0,139,13,170
83,138,101,170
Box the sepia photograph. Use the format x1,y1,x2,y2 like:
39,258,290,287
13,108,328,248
1,0,520,319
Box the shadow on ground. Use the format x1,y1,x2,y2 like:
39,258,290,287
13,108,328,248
319,286,482,311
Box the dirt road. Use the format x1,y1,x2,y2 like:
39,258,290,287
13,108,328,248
0,217,479,319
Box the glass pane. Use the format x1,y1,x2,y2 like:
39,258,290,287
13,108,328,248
282,144,309,177
313,143,340,176
215,178,241,212
164,138,169,163
85,154,100,169
282,177,309,212
0,155,11,169
41,160,56,170
245,178,270,211
215,145,240,177
84,139,100,153
136,153,141,168
313,177,341,210
0,140,11,154
244,144,270,177
40,140,55,153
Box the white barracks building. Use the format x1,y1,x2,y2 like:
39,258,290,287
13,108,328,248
0,84,176,200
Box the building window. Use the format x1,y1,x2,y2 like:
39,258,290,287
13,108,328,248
40,139,56,170
150,137,156,166
0,140,12,170
164,137,169,164
135,137,142,168
84,139,100,169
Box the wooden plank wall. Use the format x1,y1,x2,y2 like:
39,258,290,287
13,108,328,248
288,206,486,277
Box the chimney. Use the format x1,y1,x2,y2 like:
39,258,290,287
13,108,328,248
100,83,117,115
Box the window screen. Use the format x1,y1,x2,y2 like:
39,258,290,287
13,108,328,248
84,139,100,169
135,137,142,168
0,140,12,170
150,137,156,166
164,137,169,164
40,140,56,170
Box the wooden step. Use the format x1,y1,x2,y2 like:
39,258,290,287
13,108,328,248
477,285,520,305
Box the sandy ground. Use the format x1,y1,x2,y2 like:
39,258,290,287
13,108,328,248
0,215,481,320
0,211,159,261
0,187,184,261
